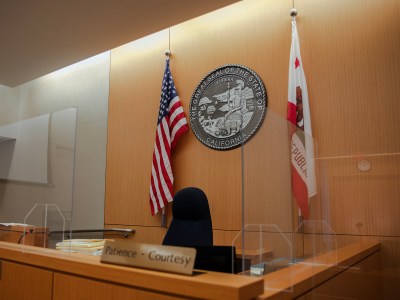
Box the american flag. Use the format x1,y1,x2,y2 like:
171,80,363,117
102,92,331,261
149,59,188,215
287,17,316,219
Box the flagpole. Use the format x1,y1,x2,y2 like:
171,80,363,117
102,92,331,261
290,6,307,235
161,27,172,228
289,0,301,263
160,49,172,228
289,5,304,263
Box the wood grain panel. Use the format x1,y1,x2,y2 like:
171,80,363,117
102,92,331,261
104,225,243,247
105,29,170,227
105,0,400,253
213,229,242,246
105,0,295,235
315,154,400,236
242,112,293,232
304,251,383,300
0,242,264,300
104,224,168,245
298,0,400,157
53,273,187,300
166,0,292,232
0,261,53,300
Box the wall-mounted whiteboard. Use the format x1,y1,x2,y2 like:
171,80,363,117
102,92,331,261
0,114,50,183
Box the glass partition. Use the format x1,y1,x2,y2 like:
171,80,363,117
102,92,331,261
0,52,111,255
308,153,400,299
0,108,77,249
294,220,337,266
239,110,321,255
232,223,294,292
238,110,399,297
237,110,336,292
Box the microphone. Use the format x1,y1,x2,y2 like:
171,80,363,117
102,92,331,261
18,228,34,244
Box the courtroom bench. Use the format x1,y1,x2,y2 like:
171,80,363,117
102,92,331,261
0,241,263,300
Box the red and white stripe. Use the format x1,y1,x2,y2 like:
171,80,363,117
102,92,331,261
150,95,188,215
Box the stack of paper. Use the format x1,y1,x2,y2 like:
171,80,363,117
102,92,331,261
250,262,266,276
56,239,109,256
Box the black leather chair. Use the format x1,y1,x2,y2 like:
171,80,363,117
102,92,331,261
162,187,213,246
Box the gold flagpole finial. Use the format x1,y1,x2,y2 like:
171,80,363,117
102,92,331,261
165,49,171,58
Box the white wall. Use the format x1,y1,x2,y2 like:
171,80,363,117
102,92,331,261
0,52,110,232
0,85,20,125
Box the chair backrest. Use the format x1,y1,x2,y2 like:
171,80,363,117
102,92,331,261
162,187,213,247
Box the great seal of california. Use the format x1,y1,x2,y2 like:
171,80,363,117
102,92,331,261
189,64,267,150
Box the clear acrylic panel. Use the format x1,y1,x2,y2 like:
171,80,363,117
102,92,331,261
294,220,337,266
232,224,294,292
237,110,328,294
238,108,399,297
0,108,77,250
310,153,400,299
23,204,66,248
0,52,114,256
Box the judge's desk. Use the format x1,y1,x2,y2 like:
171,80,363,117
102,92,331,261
0,239,381,300
0,241,263,300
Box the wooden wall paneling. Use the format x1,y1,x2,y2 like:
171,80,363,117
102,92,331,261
169,0,293,234
299,0,400,157
104,224,168,245
103,0,320,243
213,229,241,246
0,261,53,300
169,0,291,116
106,29,170,227
242,112,293,232
105,0,400,254
316,155,400,236
104,225,243,247
294,0,400,256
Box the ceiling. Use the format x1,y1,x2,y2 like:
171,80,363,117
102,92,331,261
0,0,239,87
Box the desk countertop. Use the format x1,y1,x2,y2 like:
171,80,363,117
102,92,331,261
257,240,380,300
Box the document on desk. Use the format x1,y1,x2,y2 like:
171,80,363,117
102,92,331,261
0,223,30,227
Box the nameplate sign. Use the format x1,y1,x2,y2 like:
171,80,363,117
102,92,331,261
100,240,196,275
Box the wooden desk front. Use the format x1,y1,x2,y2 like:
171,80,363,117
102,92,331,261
0,241,263,300
257,240,381,300
0,240,380,300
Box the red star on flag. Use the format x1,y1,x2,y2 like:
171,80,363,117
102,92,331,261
295,57,300,69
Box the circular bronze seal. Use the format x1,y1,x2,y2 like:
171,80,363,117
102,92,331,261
189,64,267,150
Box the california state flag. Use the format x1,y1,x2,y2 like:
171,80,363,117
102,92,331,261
287,18,316,219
